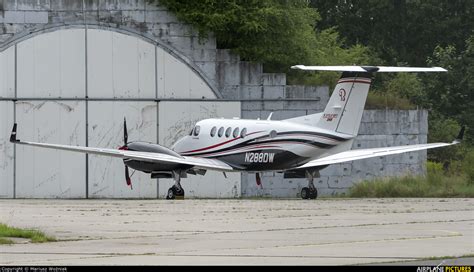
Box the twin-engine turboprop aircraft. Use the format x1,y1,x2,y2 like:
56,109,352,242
10,66,464,199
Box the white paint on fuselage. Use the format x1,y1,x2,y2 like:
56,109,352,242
171,118,354,165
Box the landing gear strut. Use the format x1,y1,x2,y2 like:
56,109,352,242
166,170,185,199
301,170,318,200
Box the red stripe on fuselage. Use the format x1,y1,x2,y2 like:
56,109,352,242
181,131,264,154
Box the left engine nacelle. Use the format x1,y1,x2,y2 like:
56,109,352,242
124,142,191,173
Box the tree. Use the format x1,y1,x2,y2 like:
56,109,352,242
154,0,371,82
311,0,474,66
423,36,474,144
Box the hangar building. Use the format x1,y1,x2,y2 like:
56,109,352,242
0,0,427,198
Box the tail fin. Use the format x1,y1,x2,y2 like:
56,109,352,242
290,65,447,135
317,72,372,136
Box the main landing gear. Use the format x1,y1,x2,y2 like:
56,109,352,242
166,170,185,200
301,170,318,200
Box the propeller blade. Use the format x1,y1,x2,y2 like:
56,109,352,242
256,173,262,188
125,166,133,190
123,117,128,145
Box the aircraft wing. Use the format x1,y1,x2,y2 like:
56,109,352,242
9,124,233,172
291,65,447,73
296,127,464,169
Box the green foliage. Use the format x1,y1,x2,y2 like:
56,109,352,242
312,0,473,144
0,223,56,243
463,150,474,185
155,0,319,67
427,114,466,165
424,37,474,144
365,92,415,110
0,237,13,244
154,0,372,84
348,162,474,198
312,0,474,66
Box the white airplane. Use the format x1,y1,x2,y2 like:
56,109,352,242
9,66,464,199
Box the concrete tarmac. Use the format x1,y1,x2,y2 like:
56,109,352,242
0,198,473,265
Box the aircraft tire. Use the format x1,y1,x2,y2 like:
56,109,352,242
166,187,175,200
301,187,310,199
309,188,318,199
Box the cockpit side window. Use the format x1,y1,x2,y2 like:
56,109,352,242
240,128,247,138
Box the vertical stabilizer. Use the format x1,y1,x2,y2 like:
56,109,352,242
317,73,372,136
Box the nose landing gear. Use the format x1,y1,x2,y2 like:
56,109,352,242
166,170,186,200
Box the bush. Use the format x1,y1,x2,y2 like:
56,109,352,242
464,150,474,185
348,161,474,198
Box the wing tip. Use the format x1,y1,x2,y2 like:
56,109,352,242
290,65,305,70
290,65,448,73
453,126,466,144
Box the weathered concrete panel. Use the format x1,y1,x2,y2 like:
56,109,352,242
17,29,85,98
50,0,84,11
262,73,286,86
158,101,241,198
15,101,86,198
0,46,15,98
24,11,48,23
88,29,155,98
158,47,215,99
0,102,14,198
3,11,25,23
87,29,114,97
88,101,157,198
263,85,284,99
17,0,50,10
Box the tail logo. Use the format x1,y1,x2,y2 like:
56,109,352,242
323,113,338,121
339,88,346,101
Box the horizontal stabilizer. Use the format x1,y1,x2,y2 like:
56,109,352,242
291,65,447,73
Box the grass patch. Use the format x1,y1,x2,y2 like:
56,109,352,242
348,162,474,198
0,237,14,244
365,92,416,110
0,223,56,243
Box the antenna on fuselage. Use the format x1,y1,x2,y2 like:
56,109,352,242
267,112,273,120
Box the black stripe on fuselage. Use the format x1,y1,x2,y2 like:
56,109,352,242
182,131,349,157
213,149,305,171
275,131,349,142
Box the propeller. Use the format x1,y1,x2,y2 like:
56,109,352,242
123,117,128,146
118,118,133,190
256,173,263,189
125,164,132,190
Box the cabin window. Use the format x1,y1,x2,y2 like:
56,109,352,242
189,128,193,136
225,127,232,138
218,127,224,137
233,127,240,138
240,128,247,138
210,126,217,137
193,126,201,136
